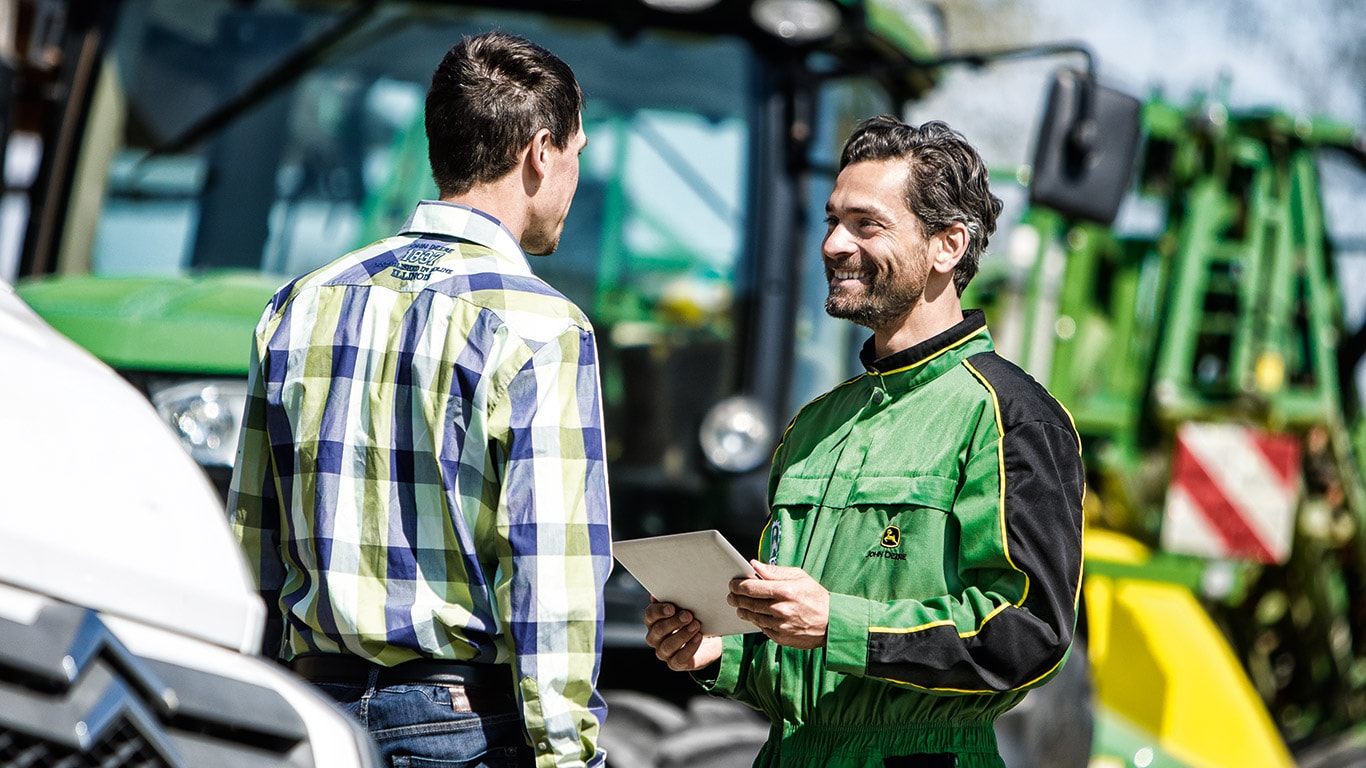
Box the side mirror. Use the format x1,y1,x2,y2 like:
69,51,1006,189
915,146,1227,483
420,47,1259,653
1028,68,1141,225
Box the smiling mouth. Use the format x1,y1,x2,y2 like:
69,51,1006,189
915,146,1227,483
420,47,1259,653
828,269,870,286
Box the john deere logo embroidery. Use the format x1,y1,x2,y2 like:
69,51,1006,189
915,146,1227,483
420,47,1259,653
866,526,906,560
881,526,901,548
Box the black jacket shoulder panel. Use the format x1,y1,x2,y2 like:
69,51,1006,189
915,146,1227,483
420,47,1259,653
966,351,1077,445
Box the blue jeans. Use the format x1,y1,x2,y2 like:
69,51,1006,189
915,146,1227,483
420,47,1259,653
316,670,535,768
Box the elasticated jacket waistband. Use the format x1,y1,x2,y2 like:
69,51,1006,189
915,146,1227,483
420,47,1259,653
755,720,1003,768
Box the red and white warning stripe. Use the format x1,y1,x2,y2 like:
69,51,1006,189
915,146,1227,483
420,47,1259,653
1160,422,1302,564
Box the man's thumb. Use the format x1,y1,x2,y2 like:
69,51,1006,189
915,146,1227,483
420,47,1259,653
750,560,791,579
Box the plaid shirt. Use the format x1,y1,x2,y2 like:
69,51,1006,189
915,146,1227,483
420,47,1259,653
229,200,611,768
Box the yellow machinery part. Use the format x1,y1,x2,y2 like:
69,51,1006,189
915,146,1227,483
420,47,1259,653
1085,528,1294,767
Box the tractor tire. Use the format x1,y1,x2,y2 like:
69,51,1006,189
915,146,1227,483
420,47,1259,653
600,690,688,767
1295,732,1366,768
652,722,768,768
599,690,768,768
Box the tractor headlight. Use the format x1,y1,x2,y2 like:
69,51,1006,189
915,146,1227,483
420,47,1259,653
750,0,841,44
149,378,247,468
699,395,774,474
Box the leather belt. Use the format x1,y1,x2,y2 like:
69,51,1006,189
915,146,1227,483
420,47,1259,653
290,654,514,694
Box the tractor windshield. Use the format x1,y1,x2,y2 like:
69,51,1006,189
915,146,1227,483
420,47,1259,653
84,2,751,286
59,0,754,499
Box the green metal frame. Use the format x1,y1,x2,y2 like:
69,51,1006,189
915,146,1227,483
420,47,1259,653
993,95,1366,750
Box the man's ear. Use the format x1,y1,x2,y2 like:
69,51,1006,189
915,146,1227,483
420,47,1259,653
525,127,554,183
931,221,969,274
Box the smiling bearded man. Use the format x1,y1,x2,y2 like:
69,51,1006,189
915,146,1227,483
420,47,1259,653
643,115,1088,768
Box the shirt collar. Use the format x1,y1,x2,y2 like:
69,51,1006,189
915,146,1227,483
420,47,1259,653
399,200,531,274
859,309,989,374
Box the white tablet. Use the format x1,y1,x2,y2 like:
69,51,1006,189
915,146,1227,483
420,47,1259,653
613,529,761,636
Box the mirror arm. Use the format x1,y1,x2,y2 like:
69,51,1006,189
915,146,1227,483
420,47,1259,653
811,39,1096,87
918,41,1095,83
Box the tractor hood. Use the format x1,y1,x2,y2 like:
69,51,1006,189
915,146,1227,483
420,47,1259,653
0,281,265,653
15,271,283,375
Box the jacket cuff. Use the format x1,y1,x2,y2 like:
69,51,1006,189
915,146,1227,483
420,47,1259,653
694,634,747,696
824,592,869,675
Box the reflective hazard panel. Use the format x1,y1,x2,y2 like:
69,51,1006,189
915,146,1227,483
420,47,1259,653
1160,422,1302,564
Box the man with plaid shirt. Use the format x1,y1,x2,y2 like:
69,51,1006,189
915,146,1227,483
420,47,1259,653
228,31,609,768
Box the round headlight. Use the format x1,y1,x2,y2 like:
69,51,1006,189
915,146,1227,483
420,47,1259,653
750,0,841,44
699,395,774,474
150,378,248,468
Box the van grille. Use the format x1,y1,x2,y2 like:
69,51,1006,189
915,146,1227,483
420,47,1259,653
0,718,170,768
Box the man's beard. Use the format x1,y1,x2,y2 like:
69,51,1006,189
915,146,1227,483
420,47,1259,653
522,209,567,256
522,227,561,256
824,273,924,330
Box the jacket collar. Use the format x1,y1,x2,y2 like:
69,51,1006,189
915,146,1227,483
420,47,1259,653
859,309,990,377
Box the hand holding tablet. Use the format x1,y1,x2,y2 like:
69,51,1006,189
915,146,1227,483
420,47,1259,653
613,530,761,636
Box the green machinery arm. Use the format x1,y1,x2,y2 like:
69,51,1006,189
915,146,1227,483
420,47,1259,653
992,95,1366,749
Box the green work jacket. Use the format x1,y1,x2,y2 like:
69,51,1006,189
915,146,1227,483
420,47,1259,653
705,311,1086,768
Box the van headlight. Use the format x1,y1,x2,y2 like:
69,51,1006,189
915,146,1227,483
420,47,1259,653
149,378,247,467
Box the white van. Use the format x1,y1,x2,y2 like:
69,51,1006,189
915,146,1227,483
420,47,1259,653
0,281,379,767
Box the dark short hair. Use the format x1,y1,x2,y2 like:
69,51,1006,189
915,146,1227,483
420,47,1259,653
839,115,1003,294
425,31,584,196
